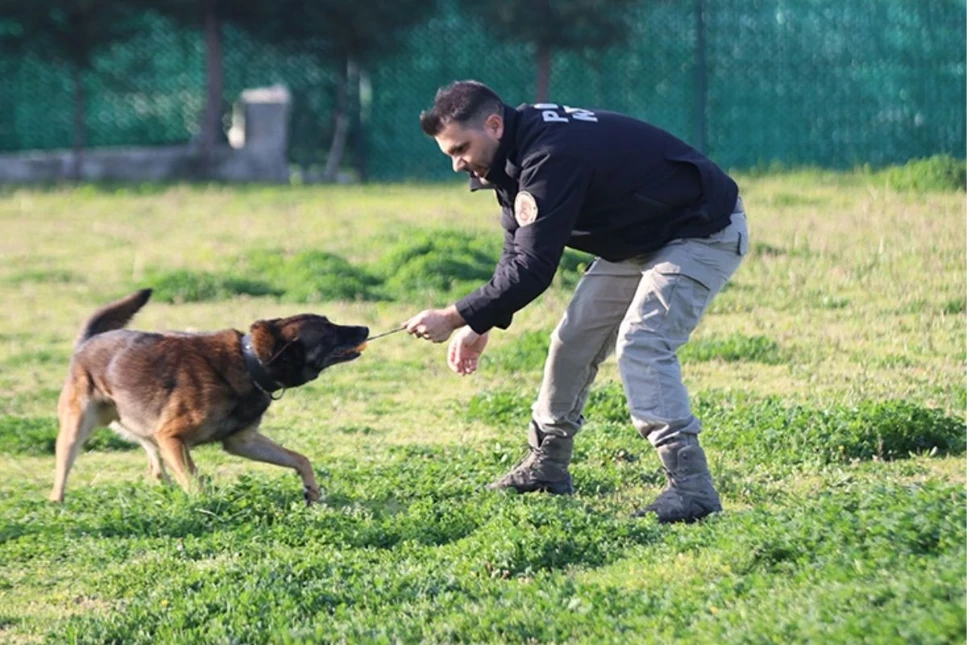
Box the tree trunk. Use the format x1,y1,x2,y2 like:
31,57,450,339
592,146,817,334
201,0,223,176
70,61,86,181
352,67,368,183
322,56,357,183
535,42,551,103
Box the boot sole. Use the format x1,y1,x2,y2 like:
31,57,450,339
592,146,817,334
632,505,721,524
486,479,574,495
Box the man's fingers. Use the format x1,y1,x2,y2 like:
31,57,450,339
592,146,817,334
404,312,428,335
408,323,432,341
448,338,466,372
405,310,455,342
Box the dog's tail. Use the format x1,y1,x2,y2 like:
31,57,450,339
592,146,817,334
75,288,153,348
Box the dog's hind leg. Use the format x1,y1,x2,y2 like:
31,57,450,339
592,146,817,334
222,429,320,505
50,385,99,503
109,422,170,485
155,433,200,494
142,439,171,484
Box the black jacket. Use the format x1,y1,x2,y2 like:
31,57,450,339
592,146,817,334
455,102,739,334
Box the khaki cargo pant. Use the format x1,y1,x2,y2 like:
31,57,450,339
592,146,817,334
532,198,749,448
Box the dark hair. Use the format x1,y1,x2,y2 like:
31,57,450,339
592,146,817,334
419,80,503,136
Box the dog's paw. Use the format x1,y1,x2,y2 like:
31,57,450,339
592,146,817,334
303,485,321,506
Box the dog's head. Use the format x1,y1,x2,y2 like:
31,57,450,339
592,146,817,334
248,314,369,388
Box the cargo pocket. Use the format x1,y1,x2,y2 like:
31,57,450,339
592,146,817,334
737,231,749,256
641,261,717,344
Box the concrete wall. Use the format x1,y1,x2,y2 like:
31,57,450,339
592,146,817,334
0,85,291,184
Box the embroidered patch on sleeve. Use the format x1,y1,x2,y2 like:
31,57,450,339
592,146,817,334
514,191,538,226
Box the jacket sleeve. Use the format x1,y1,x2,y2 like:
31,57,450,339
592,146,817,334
456,153,591,334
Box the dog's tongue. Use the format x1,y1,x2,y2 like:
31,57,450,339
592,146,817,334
355,342,367,352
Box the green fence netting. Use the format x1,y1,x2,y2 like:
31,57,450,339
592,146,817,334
1,0,964,181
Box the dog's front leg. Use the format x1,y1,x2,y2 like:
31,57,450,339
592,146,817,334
222,431,320,505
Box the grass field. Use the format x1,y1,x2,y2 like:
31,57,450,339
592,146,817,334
0,168,964,644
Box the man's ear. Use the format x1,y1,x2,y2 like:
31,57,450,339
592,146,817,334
485,113,504,139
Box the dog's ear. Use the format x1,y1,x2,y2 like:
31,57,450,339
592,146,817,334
249,319,281,362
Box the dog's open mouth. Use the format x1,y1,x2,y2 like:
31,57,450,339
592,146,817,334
338,341,366,355
331,341,367,361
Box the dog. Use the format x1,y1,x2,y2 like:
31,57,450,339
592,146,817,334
50,288,369,505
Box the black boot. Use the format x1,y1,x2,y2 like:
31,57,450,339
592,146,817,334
634,434,721,523
486,421,574,495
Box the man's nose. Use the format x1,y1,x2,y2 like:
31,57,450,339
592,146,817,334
452,157,466,173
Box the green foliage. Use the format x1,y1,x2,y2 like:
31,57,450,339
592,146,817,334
697,395,967,467
679,334,785,365
584,382,630,425
464,389,532,428
751,241,786,257
942,298,965,315
0,416,136,456
474,383,967,468
242,249,383,303
267,0,438,63
0,1,145,67
146,251,383,304
145,269,281,304
141,230,563,305
0,465,961,644
0,347,69,368
749,241,818,259
0,180,963,644
571,421,648,493
375,230,500,298
873,155,966,192
4,268,79,285
458,0,638,52
555,249,595,288
486,330,551,373
813,295,850,310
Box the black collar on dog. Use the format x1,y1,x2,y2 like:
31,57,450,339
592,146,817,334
241,334,285,399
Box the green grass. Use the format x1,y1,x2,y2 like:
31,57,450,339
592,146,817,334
146,268,282,303
0,416,137,456
137,230,594,307
871,155,966,192
679,333,785,364
0,169,964,643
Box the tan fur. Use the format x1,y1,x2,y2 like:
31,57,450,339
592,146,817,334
50,289,368,505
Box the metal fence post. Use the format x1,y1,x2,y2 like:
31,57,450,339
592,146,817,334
694,0,708,153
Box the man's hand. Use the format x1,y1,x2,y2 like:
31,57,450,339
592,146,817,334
448,327,489,375
405,305,465,343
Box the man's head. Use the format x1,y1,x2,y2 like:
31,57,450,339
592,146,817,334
420,80,504,179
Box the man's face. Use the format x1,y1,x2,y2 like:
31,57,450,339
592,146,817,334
434,114,503,179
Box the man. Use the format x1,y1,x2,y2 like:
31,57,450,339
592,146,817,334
404,80,748,523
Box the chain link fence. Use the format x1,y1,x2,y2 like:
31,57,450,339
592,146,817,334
1,0,964,181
